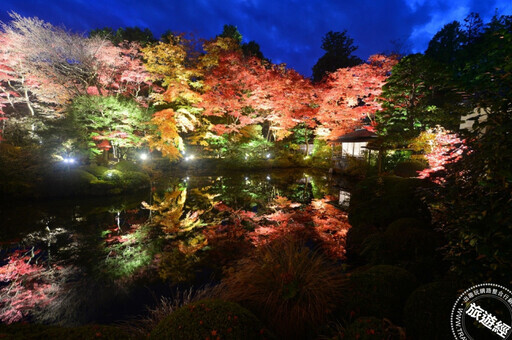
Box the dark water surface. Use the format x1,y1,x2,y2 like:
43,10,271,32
0,168,351,325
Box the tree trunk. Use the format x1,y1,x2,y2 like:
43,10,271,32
305,127,309,155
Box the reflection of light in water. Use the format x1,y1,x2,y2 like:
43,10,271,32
339,190,351,207
116,211,121,229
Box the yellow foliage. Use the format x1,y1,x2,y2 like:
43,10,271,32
145,108,183,161
199,37,241,70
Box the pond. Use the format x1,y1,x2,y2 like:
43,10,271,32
0,168,352,326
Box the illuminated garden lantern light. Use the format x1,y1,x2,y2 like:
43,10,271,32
62,157,75,164
266,153,271,159
266,175,271,180
139,153,148,161
185,154,195,161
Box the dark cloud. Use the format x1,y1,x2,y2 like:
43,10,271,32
1,0,510,77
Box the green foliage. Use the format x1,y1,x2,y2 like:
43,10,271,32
102,169,124,182
382,150,412,172
348,176,431,229
219,24,243,44
83,164,109,178
150,299,272,340
89,26,156,46
157,248,201,284
343,265,418,323
342,155,374,178
426,21,465,65
376,54,464,147
114,160,143,172
343,317,405,340
310,139,332,168
69,95,150,160
102,224,157,279
428,14,512,284
216,237,345,339
404,281,459,339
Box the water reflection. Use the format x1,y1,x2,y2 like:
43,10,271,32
0,169,350,325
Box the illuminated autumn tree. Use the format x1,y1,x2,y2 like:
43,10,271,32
141,33,205,160
316,54,398,140
69,95,150,160
201,44,317,141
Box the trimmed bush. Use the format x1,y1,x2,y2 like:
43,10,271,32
216,236,345,339
343,265,418,323
343,317,405,340
0,323,134,339
404,281,459,340
393,160,427,178
101,169,124,181
83,164,109,178
348,176,431,229
122,171,150,191
360,219,445,282
345,224,379,263
114,160,142,172
150,299,272,340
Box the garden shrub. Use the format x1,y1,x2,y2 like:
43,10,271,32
114,160,142,172
0,323,134,340
150,299,272,340
393,160,427,178
83,164,109,178
348,176,431,229
343,317,405,340
360,218,445,281
344,224,379,263
342,155,374,178
403,281,459,340
101,169,124,182
122,171,150,191
216,236,345,339
343,265,418,323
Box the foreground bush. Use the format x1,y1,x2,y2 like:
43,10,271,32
343,317,405,340
216,237,345,339
360,218,445,281
403,281,459,340
150,299,272,340
0,323,134,339
343,265,418,323
349,176,431,229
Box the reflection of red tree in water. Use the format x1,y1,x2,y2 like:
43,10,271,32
206,195,351,259
0,248,57,324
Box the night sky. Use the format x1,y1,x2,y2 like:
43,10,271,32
0,0,511,77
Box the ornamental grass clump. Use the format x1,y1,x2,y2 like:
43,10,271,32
215,236,346,339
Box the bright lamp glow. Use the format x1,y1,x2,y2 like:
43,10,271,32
63,157,75,164
185,155,195,161
140,153,148,160
266,153,271,159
